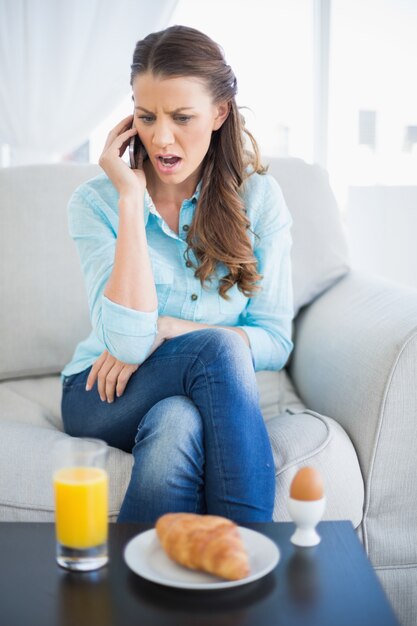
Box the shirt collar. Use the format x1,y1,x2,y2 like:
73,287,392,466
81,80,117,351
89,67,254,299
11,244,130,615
143,179,202,226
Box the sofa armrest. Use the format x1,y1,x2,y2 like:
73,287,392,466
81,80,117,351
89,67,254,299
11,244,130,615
289,270,417,567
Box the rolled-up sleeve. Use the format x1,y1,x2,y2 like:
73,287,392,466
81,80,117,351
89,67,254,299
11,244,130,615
237,175,294,371
68,185,158,364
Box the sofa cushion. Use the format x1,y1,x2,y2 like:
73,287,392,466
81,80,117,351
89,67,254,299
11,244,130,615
0,372,364,526
257,371,364,528
267,408,364,527
0,419,132,522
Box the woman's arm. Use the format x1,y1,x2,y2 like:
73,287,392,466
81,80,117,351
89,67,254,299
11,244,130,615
100,115,157,314
158,317,250,346
103,196,157,312
235,175,294,371
69,115,160,365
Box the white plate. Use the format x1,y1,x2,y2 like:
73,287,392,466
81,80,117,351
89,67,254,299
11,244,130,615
124,526,280,590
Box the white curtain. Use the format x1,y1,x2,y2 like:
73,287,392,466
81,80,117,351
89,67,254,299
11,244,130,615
0,0,178,165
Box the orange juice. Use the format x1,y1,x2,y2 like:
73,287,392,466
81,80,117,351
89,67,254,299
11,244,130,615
54,466,108,549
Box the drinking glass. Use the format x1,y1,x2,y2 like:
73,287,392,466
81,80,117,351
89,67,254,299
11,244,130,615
53,437,109,571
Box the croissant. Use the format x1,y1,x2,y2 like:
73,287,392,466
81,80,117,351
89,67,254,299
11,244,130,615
155,513,250,580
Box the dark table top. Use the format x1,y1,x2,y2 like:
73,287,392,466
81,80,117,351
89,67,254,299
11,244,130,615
0,520,400,626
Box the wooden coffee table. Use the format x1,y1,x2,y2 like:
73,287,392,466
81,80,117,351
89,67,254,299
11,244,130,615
0,520,400,626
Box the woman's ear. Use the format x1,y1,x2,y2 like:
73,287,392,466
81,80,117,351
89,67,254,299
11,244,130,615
212,102,230,131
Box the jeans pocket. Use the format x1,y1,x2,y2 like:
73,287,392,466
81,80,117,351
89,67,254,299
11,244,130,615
63,374,78,388
62,367,91,388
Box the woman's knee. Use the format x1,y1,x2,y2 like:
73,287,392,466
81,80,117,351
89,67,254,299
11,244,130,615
195,328,252,366
135,395,203,451
132,396,204,502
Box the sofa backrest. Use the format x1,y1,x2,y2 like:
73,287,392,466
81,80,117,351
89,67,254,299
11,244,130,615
266,157,350,315
0,158,349,380
1,163,100,380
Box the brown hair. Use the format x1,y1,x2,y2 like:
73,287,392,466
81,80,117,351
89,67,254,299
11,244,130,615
130,25,267,300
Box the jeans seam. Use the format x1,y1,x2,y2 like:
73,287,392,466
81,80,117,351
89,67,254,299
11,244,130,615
189,352,232,519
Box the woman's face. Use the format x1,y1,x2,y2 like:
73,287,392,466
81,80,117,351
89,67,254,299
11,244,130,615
132,73,229,190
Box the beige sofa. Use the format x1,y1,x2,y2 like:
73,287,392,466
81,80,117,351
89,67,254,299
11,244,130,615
0,158,415,626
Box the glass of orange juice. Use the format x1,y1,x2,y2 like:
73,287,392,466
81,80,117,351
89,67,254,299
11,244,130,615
53,437,109,571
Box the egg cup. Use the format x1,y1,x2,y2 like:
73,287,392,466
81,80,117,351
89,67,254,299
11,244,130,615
288,497,326,547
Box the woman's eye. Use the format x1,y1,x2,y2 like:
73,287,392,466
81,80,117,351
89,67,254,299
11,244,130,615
137,116,154,123
175,116,191,123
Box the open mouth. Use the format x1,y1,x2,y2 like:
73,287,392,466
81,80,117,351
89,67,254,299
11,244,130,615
158,156,181,168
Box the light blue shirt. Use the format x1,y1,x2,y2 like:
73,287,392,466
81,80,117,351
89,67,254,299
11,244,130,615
61,170,294,381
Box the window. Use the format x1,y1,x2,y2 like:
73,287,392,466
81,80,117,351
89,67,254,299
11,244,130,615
328,0,417,203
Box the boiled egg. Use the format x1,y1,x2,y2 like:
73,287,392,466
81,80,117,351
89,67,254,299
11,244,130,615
290,466,324,501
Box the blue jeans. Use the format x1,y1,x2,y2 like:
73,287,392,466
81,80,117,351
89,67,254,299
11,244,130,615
61,328,275,523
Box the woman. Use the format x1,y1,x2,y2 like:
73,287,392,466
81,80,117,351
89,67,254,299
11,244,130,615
61,25,294,523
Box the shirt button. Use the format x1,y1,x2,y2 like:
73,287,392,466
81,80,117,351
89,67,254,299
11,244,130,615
191,293,198,301
183,224,190,231
185,261,192,268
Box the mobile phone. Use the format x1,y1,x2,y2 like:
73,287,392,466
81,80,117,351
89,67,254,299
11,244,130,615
129,119,147,169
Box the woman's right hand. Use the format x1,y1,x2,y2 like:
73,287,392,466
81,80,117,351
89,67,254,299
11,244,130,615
85,350,139,402
85,320,168,402
98,114,146,199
